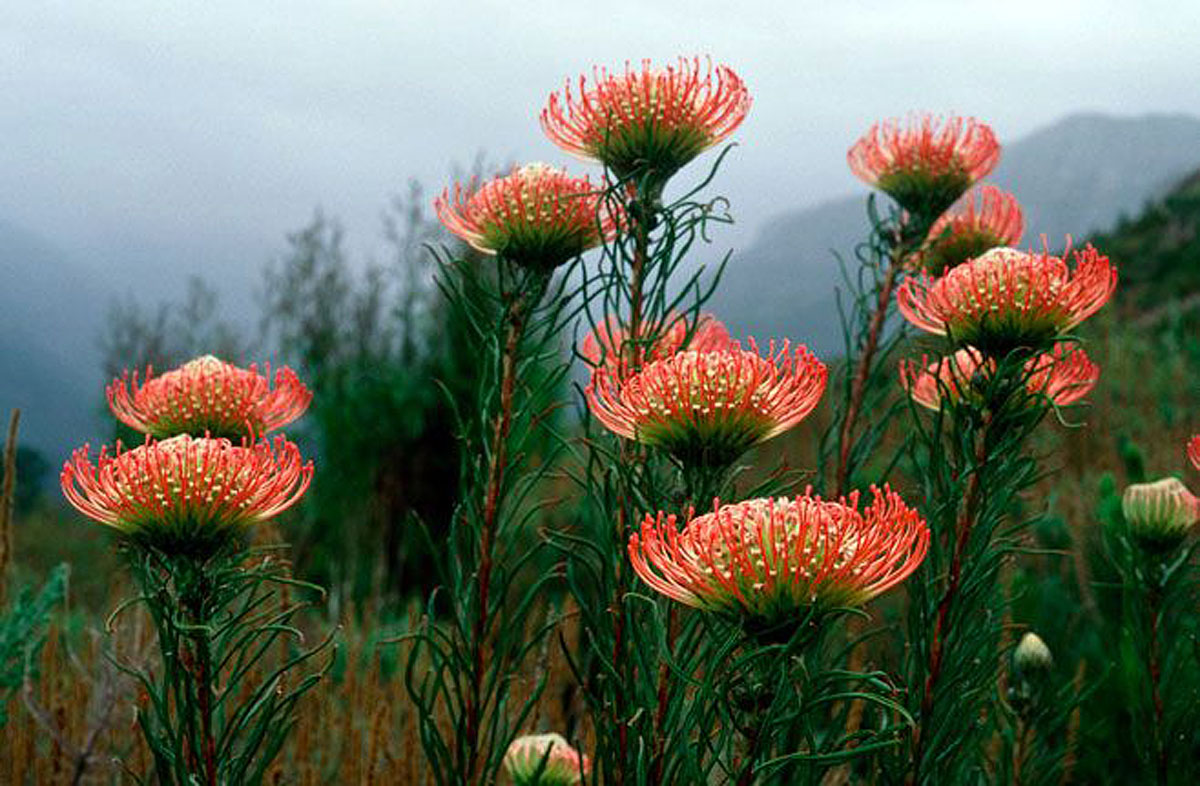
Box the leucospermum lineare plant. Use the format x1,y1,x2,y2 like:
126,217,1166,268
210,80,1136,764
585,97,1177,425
107,354,312,440
435,162,619,272
586,339,827,469
824,113,1002,501
629,487,928,782
403,161,615,784
897,244,1118,355
630,488,928,630
543,54,762,783
542,56,751,193
61,357,330,785
847,113,1000,218
1103,470,1199,784
899,342,1099,412
890,225,1114,780
504,734,591,786
580,310,732,379
911,184,1025,274
256,53,1142,784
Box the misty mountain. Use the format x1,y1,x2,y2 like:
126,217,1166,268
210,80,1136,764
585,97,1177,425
711,112,1200,352
4,112,1200,467
0,219,109,460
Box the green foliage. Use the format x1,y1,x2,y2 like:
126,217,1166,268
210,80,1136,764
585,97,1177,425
403,250,575,785
260,192,496,600
0,564,67,726
1092,169,1200,315
117,542,333,784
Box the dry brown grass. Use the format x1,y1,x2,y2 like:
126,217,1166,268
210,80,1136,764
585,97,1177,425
1,591,589,785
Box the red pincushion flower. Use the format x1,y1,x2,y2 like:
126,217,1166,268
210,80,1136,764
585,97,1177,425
1189,435,1200,472
435,163,618,272
896,245,1117,354
541,57,751,183
108,355,311,441
848,114,1000,216
914,185,1024,274
504,733,590,786
62,434,313,555
586,341,827,467
580,312,731,378
900,343,1099,411
629,487,929,629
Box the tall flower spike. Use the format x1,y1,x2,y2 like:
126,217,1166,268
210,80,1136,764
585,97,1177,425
435,163,618,272
587,340,827,467
848,114,1000,217
580,312,731,378
629,487,929,632
914,185,1024,274
108,355,312,441
1189,435,1200,471
504,733,590,786
900,343,1099,412
1122,477,1199,552
897,244,1117,355
541,57,751,185
62,434,313,556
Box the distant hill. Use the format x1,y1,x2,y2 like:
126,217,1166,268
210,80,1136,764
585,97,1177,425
0,220,108,462
710,113,1200,353
1090,167,1200,317
5,112,1200,467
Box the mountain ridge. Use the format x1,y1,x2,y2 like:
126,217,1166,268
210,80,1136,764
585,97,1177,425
4,111,1200,463
710,112,1200,352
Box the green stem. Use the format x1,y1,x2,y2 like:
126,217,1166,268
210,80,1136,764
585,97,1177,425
465,281,539,785
836,245,903,498
1145,580,1167,786
911,410,993,783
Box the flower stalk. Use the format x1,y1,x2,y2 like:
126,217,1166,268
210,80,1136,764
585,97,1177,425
466,276,546,783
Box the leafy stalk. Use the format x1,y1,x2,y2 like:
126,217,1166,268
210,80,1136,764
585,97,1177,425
116,542,332,784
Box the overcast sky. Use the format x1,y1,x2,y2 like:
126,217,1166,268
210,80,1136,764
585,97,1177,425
2,1,1199,307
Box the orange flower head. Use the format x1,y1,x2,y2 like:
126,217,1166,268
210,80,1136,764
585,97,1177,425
504,733,590,786
586,340,827,467
900,343,1098,411
108,355,311,441
896,245,1117,354
849,114,1000,216
435,163,618,272
541,57,751,184
580,312,731,378
1190,435,1200,472
629,487,929,632
915,185,1024,274
61,434,313,556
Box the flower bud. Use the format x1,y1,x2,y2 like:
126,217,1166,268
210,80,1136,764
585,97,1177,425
503,733,589,786
1122,477,1199,551
1014,632,1053,675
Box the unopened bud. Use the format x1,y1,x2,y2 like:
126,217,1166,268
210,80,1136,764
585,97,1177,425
1122,478,1198,551
504,733,589,786
1014,632,1053,675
